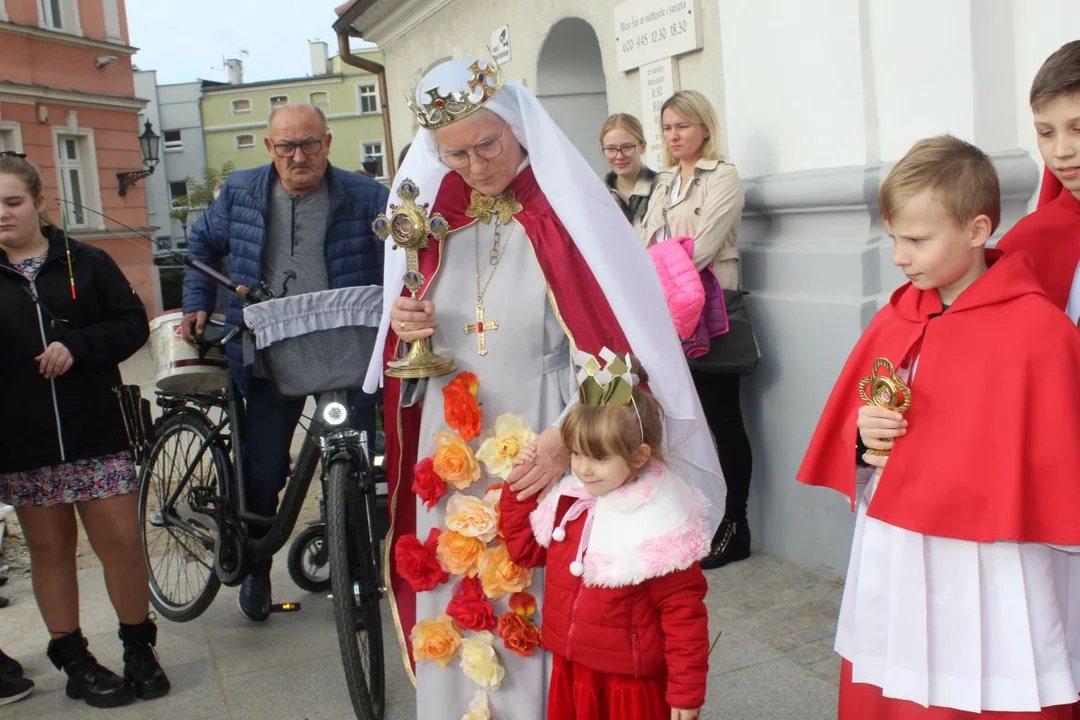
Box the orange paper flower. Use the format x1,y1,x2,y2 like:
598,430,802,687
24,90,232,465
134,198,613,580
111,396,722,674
483,484,505,540
477,544,533,600
508,591,537,620
443,372,482,441
445,493,499,543
432,431,482,491
497,611,543,657
436,529,486,577
410,614,462,669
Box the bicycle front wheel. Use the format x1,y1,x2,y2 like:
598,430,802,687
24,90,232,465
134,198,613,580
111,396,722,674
326,457,385,720
138,410,225,622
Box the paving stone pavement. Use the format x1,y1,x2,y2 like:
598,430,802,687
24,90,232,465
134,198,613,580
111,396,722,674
0,551,843,720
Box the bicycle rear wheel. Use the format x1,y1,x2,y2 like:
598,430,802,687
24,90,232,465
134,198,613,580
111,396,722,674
325,457,385,720
138,410,226,622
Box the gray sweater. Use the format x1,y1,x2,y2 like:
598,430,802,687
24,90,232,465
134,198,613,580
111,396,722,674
262,179,330,297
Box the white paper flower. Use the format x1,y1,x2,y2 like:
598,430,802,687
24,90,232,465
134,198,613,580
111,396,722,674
460,690,492,720
460,631,505,690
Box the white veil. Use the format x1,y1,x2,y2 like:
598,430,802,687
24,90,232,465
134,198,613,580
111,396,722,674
363,57,727,530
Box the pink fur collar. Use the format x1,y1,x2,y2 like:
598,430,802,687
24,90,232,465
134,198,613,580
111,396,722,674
529,463,711,587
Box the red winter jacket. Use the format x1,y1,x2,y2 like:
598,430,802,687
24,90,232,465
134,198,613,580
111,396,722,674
500,487,710,710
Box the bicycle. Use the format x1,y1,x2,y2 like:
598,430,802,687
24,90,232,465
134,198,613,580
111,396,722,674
137,257,385,719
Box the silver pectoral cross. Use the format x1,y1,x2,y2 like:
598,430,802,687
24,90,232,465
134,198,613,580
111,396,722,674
463,303,498,356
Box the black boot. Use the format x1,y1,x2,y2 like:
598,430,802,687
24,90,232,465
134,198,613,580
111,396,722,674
47,628,134,708
700,517,752,570
119,617,171,700
0,649,22,678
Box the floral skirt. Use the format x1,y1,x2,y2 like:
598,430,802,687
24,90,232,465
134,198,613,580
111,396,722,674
0,452,137,507
547,655,670,720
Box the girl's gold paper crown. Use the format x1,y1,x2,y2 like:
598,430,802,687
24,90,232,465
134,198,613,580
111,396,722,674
406,57,505,130
574,348,637,407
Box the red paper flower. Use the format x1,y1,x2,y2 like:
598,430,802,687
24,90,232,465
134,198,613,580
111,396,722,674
446,576,496,632
508,591,537,620
496,611,542,657
394,529,449,592
443,372,483,441
412,457,448,510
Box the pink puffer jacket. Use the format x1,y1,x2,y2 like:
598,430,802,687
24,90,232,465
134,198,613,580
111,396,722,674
648,236,705,340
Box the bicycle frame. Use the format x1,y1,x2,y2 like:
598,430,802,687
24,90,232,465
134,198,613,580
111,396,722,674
154,380,374,586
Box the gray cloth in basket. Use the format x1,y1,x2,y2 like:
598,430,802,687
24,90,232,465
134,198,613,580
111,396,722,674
242,286,384,397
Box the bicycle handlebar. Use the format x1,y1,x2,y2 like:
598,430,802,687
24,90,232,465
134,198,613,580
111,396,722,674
183,255,273,304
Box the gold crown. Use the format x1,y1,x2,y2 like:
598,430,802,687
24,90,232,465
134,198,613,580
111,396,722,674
575,348,637,407
406,58,505,130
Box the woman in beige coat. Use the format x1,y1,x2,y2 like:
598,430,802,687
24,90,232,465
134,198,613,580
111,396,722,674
641,90,753,570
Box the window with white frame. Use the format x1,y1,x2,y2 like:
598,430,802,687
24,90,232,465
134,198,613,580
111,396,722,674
309,91,329,108
362,141,386,179
236,134,255,149
269,95,289,110
163,130,183,152
358,84,379,114
55,134,92,227
169,181,188,208
39,0,80,33
232,99,252,114
0,122,23,153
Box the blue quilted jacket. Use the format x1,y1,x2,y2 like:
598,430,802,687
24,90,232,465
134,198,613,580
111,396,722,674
182,163,389,394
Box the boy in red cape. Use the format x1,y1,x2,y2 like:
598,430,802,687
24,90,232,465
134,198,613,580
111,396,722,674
798,135,1080,719
997,40,1080,320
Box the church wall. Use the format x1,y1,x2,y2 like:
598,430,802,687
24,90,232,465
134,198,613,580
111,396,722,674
365,0,1067,576
718,0,1051,575
374,0,725,173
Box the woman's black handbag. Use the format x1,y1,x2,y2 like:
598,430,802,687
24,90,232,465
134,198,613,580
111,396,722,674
687,289,761,375
114,384,155,465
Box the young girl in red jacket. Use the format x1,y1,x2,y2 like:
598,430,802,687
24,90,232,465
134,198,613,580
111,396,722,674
500,351,711,720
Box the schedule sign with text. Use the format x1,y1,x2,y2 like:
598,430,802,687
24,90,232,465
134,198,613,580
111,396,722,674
640,57,679,171
614,0,702,72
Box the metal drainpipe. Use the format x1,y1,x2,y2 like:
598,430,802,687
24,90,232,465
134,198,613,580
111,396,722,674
337,30,396,178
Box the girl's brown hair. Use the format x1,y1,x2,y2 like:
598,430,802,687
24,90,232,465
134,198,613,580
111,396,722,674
599,113,646,147
0,153,51,227
560,358,665,466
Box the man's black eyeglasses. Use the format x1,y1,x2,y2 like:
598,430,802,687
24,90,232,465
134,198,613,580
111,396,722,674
0,151,27,159
271,140,323,158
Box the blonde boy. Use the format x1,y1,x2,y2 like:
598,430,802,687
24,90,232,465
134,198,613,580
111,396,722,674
799,135,1080,718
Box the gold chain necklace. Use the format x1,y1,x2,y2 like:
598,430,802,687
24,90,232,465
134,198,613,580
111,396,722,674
463,218,515,356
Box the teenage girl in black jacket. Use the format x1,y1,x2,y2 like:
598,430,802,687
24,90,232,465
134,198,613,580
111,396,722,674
0,152,169,709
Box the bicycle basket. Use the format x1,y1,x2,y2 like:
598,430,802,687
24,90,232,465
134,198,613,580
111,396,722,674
242,286,383,399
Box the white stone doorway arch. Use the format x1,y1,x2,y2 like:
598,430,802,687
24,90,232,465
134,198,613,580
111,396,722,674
536,17,609,176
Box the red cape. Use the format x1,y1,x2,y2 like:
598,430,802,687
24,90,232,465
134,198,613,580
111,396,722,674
797,250,1080,544
1038,164,1065,207
997,166,1080,311
381,167,634,670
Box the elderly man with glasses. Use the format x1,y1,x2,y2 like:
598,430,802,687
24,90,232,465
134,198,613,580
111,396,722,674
180,104,389,622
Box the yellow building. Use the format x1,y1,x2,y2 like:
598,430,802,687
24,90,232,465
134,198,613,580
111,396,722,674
200,44,388,179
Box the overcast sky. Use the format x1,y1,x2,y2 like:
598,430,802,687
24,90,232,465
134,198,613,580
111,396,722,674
126,0,373,85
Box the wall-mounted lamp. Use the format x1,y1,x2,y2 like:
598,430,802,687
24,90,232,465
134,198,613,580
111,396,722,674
117,120,160,197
